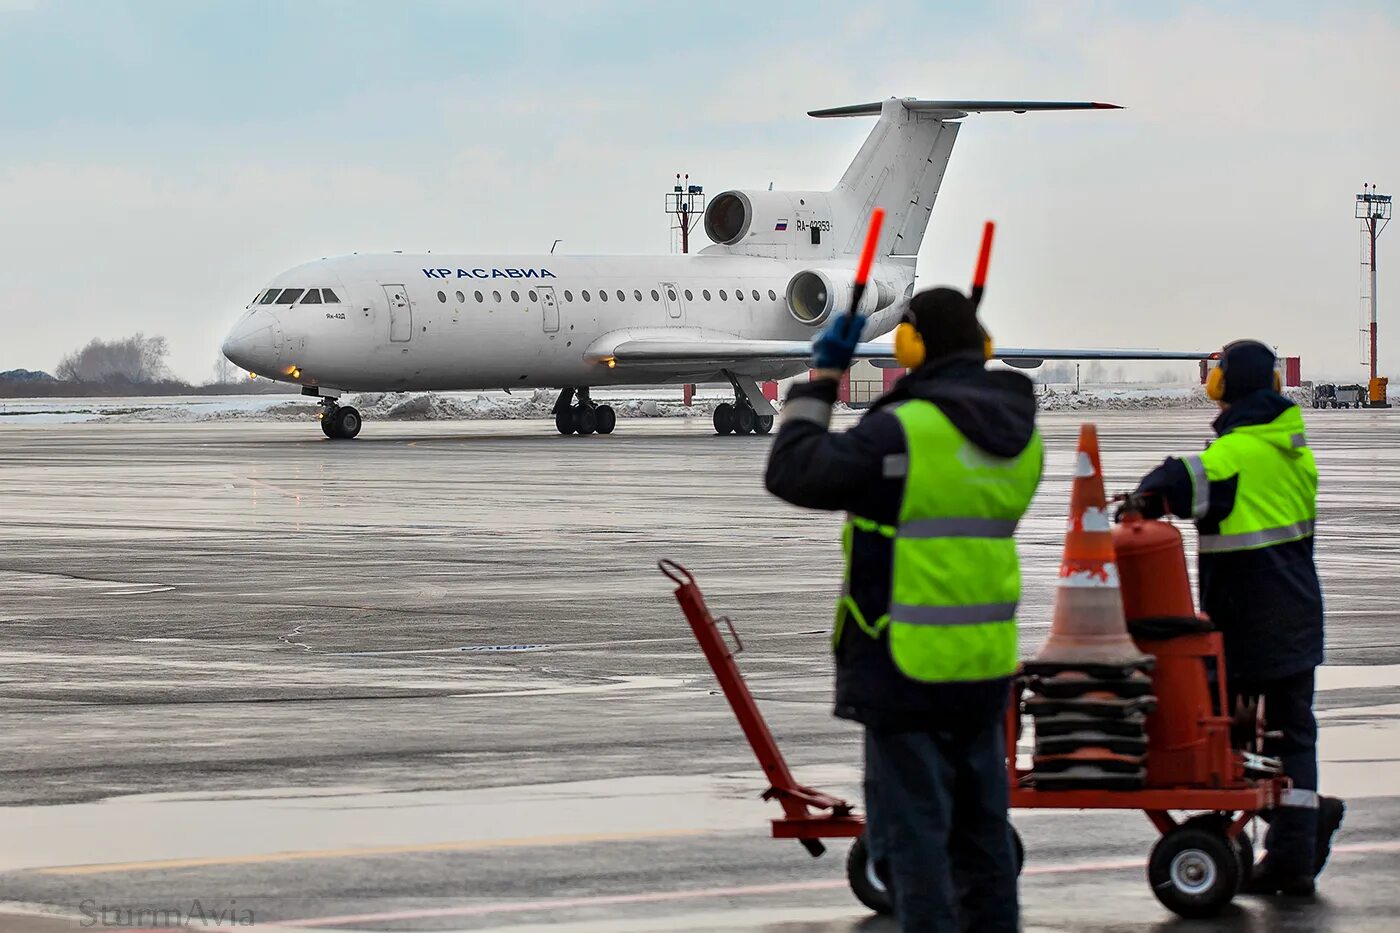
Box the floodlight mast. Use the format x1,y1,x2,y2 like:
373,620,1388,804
1357,183,1391,392
666,173,706,255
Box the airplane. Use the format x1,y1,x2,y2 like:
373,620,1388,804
221,97,1209,440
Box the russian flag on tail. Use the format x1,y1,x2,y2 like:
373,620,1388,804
774,219,788,231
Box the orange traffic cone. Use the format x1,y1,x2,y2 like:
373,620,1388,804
1026,424,1151,673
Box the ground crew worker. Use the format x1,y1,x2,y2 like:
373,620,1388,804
1129,339,1344,896
765,287,1042,932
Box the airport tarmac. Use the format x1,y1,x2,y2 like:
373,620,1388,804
1,407,1399,932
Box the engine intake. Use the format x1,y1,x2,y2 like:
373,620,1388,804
785,269,894,327
704,191,752,245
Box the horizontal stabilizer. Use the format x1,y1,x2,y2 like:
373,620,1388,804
809,99,1122,119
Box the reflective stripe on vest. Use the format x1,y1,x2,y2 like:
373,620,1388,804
1199,518,1315,553
1183,454,1210,520
836,401,1042,684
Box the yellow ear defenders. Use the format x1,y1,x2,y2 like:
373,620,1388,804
893,320,925,369
893,320,994,369
1205,340,1281,401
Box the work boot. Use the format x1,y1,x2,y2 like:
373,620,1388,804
1314,796,1346,877
1241,861,1316,897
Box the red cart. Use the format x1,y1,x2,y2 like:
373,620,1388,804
662,559,1287,919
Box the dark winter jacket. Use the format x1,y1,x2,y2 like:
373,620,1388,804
764,353,1039,730
1134,390,1324,682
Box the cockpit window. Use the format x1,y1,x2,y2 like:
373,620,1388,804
301,288,322,304
260,289,281,305
322,288,340,303
276,288,304,304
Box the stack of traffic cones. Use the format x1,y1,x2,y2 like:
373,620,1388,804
1023,424,1155,791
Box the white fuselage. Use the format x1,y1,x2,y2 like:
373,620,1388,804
223,253,909,393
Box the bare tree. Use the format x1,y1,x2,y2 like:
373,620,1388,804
55,334,172,383
212,355,235,384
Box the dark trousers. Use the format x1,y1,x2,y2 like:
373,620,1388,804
1231,667,1319,875
863,719,1018,932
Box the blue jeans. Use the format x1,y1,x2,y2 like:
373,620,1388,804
863,719,1019,932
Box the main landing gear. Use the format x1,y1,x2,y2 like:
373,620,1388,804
320,399,362,440
553,388,616,436
713,372,775,437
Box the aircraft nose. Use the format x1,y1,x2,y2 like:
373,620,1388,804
221,309,281,374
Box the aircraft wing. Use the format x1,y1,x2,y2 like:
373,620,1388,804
597,335,1211,368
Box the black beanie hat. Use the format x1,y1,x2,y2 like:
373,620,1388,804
1220,340,1277,402
907,287,984,361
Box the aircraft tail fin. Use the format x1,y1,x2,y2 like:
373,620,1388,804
819,98,1120,260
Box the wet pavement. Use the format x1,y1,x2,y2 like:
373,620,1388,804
0,408,1397,931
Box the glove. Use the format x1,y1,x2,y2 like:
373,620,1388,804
1114,491,1165,522
810,312,868,371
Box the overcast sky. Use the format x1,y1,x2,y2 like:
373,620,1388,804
1,0,1396,382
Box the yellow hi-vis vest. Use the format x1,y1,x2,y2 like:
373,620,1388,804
1181,404,1317,553
836,401,1044,683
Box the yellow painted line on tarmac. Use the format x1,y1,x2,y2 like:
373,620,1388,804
32,827,710,876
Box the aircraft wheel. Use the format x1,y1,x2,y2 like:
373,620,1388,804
575,405,598,436
754,414,774,435
329,406,361,440
555,408,576,435
595,405,616,435
735,405,757,435
321,415,337,438
713,403,735,435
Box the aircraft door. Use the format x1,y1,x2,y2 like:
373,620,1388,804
384,284,412,342
540,286,559,333
659,282,682,320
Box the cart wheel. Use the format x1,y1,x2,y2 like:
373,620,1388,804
1181,813,1254,890
845,833,893,915
1148,825,1241,918
1011,823,1025,875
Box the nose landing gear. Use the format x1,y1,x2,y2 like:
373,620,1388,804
553,388,616,436
320,399,362,440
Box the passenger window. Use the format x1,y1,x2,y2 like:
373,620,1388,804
702,289,711,301
493,290,503,303
437,290,447,303
564,290,574,302
752,290,761,302
529,289,538,302
633,289,643,301
719,289,728,301
301,288,322,304
650,289,660,301
666,288,677,302
474,290,484,302
734,286,744,300
510,290,520,302
456,290,465,303
616,290,625,302
767,289,776,301
583,290,591,302
322,288,341,303
684,289,693,301
276,288,304,304
600,290,608,302
260,289,280,304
